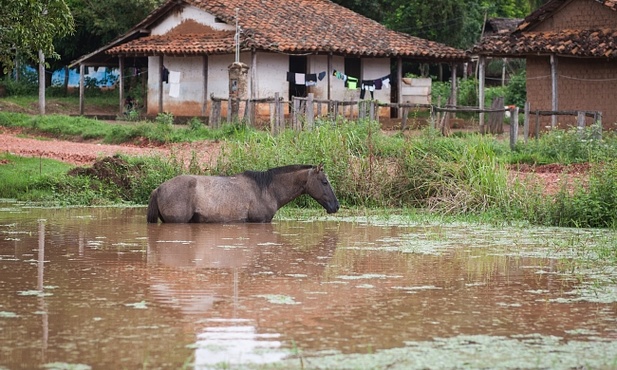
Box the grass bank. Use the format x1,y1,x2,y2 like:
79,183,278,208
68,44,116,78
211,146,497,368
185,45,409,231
1,112,616,228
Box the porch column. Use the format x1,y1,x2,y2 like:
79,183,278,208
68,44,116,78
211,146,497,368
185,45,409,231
478,56,486,133
327,53,332,101
450,63,457,108
550,54,558,128
158,55,164,114
251,50,256,100
118,56,125,115
202,55,209,116
79,64,85,115
397,56,402,118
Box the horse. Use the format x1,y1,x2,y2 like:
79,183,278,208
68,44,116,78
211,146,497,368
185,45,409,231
146,164,339,223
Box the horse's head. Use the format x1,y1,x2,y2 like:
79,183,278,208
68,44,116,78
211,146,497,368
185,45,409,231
306,164,340,214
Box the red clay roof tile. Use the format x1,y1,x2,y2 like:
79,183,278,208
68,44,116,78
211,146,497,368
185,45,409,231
472,28,617,58
106,0,467,62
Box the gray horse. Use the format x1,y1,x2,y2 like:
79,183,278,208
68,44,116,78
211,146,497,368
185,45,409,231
147,164,339,223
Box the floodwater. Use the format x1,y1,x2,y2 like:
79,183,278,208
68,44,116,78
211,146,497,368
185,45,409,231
1,202,616,370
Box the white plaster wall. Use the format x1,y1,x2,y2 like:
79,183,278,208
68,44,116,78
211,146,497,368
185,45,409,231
147,56,206,115
251,53,289,99
207,53,254,99
151,5,234,35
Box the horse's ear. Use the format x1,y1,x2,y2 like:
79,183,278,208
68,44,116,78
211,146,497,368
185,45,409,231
316,163,324,172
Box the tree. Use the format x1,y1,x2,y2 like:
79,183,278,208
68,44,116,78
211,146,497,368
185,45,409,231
0,0,74,74
48,0,161,90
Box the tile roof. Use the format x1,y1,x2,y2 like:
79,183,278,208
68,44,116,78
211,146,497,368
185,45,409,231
471,0,617,59
472,28,617,58
105,0,468,62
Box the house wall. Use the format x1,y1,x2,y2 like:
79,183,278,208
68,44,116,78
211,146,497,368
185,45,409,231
147,55,207,116
526,56,617,131
533,0,617,31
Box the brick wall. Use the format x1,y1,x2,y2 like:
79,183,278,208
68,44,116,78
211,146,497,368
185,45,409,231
526,56,617,132
534,0,617,31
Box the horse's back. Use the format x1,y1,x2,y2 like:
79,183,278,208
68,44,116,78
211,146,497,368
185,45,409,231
150,175,257,223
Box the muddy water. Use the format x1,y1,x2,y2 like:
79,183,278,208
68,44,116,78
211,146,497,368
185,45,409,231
1,203,616,369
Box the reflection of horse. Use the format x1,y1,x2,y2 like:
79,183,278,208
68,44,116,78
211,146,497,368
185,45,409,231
146,222,340,314
146,222,339,271
147,164,339,223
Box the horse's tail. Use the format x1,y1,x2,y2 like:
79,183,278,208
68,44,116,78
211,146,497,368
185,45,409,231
146,188,160,223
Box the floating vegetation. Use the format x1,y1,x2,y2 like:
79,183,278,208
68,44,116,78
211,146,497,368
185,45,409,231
43,363,92,370
124,301,148,309
281,334,617,370
255,294,300,305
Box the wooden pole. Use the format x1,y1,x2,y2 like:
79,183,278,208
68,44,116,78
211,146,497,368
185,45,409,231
478,56,486,134
118,56,125,115
327,53,332,101
38,50,45,115
397,57,403,118
203,55,209,117
306,93,314,130
550,54,558,128
79,64,85,116
509,106,519,150
158,55,164,114
524,101,530,143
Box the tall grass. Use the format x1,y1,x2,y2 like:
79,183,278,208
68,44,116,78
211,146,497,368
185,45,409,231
2,111,616,228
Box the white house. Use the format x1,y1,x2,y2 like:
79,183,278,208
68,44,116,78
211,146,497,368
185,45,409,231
70,0,468,119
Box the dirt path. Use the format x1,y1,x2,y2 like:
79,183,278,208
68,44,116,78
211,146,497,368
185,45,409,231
0,129,220,167
1,127,588,196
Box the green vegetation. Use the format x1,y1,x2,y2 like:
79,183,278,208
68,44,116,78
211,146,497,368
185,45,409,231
0,110,248,145
0,110,616,228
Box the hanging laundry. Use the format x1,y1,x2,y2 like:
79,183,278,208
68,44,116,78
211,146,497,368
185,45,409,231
305,73,317,86
346,76,358,90
294,73,305,85
318,71,326,81
360,80,375,99
382,76,390,89
332,69,348,81
373,78,383,90
168,70,181,98
162,66,169,83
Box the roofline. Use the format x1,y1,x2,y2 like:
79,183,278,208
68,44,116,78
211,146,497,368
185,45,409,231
68,29,150,68
68,0,183,68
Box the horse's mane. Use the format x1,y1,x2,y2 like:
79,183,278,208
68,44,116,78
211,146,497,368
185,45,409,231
242,164,315,190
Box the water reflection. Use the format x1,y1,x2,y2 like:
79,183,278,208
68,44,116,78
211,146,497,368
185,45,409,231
0,204,616,369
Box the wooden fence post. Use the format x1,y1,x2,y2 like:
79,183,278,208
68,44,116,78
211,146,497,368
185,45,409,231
210,100,221,129
292,97,300,131
488,96,504,134
306,93,314,130
577,111,585,131
273,92,281,134
523,102,530,143
401,105,409,131
227,98,232,124
509,106,519,150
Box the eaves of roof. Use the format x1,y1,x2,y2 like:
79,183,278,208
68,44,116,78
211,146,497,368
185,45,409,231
470,28,617,59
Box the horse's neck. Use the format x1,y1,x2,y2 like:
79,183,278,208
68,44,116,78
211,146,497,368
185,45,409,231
269,170,308,208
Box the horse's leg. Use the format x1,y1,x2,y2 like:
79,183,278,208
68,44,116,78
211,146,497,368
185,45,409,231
157,177,197,223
